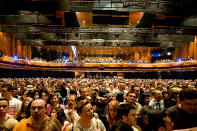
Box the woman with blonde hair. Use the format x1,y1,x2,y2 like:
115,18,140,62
39,118,62,131
105,101,120,131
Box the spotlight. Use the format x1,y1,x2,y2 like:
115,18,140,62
167,52,171,56
13,56,18,59
177,59,182,62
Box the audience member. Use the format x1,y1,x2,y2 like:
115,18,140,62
51,107,69,131
46,94,65,116
68,99,106,131
111,104,140,131
16,97,33,121
13,99,48,131
1,84,22,118
0,97,19,131
165,88,197,130
149,112,174,131
149,89,164,112
123,91,142,114
105,101,120,131
39,118,62,131
64,94,79,123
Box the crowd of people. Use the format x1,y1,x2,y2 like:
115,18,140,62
0,77,196,131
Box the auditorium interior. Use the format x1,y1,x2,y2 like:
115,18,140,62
0,0,197,79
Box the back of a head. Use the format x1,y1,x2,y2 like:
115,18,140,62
39,118,62,131
116,92,124,102
140,105,156,118
148,112,166,131
179,88,197,101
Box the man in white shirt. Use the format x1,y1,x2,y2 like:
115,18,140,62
1,84,22,118
149,89,164,112
64,94,79,123
0,97,19,131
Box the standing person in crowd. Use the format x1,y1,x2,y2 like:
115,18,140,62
68,99,106,131
39,89,48,102
16,97,33,121
149,89,164,112
122,91,142,114
13,99,49,131
139,92,151,106
131,85,141,102
64,94,79,123
148,112,174,131
46,94,65,116
164,87,182,108
0,97,19,131
137,105,156,131
77,87,88,102
111,104,140,131
113,83,127,98
1,84,22,118
39,118,62,131
51,107,70,131
165,88,197,130
105,101,120,131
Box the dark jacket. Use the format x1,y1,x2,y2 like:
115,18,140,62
111,121,133,131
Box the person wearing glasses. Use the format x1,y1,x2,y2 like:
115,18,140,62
13,99,49,131
165,88,197,130
121,91,142,115
0,97,19,131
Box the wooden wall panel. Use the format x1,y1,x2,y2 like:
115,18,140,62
22,45,27,58
194,36,197,60
77,12,93,27
11,39,16,56
27,46,32,59
0,32,3,53
173,48,180,59
135,52,139,60
188,42,194,58
16,40,22,58
134,51,151,61
180,42,188,60
0,32,32,58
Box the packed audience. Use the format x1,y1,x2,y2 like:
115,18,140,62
0,77,196,131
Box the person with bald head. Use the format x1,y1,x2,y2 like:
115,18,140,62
13,99,48,131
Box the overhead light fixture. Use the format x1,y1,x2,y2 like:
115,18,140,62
167,52,171,56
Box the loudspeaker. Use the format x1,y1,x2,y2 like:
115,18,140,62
64,11,80,27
